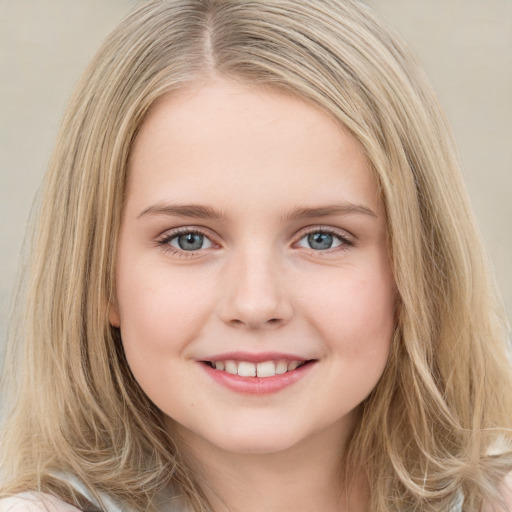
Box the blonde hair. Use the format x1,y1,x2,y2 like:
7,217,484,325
1,0,511,510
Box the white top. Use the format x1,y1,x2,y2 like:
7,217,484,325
0,473,188,512
0,493,81,512
0,493,187,512
0,490,463,512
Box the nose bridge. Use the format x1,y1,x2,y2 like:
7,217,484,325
219,243,292,329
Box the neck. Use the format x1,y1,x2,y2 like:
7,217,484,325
172,419,368,512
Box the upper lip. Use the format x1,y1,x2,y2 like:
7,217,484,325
198,351,313,363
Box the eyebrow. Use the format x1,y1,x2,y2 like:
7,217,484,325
283,203,377,220
137,202,377,220
138,203,224,219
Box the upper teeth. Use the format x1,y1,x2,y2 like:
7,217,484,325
212,360,305,377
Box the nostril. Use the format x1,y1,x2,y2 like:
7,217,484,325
228,317,283,329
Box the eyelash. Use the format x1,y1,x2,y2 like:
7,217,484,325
295,227,354,253
156,228,217,258
156,226,354,258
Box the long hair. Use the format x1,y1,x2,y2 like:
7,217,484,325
1,1,511,511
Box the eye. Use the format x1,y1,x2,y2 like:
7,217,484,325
296,230,350,251
164,231,213,251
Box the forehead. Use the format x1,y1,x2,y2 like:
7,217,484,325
126,79,383,218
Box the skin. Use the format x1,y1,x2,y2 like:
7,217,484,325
111,78,397,511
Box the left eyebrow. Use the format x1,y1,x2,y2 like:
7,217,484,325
137,203,224,220
283,203,377,221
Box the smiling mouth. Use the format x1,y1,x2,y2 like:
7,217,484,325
202,359,313,378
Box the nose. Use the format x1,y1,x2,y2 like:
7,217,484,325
218,249,294,330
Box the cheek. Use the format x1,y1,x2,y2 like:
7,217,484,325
116,262,215,357
115,265,217,406
302,262,396,359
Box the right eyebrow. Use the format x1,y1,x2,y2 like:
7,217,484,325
283,203,377,221
137,203,224,220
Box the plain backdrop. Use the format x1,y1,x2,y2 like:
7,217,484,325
1,0,511,354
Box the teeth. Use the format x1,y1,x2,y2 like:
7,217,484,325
238,361,256,377
210,359,307,378
224,360,237,375
275,360,288,374
257,361,276,377
287,361,299,371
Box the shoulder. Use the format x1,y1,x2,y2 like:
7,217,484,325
481,471,512,512
0,493,82,512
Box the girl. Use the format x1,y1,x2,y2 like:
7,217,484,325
1,1,511,511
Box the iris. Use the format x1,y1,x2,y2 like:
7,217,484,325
308,232,334,250
177,233,204,250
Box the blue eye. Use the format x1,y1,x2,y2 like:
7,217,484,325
297,231,345,250
169,232,213,251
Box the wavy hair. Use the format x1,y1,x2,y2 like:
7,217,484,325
1,1,511,511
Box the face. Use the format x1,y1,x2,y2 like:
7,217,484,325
111,79,396,455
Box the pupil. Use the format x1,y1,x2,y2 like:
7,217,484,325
308,232,333,250
178,233,203,250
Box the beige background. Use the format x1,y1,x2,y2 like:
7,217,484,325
1,0,511,350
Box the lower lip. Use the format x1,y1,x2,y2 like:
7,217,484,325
201,361,315,395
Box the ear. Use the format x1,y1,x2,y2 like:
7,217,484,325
109,304,121,328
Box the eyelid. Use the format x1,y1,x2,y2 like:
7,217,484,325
154,224,355,257
292,225,355,250
156,226,221,255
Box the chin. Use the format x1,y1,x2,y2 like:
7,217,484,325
174,417,307,456
210,431,302,455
